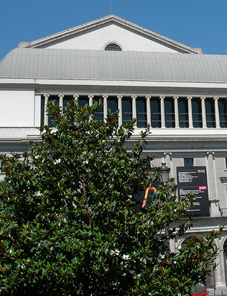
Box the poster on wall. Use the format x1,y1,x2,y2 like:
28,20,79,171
177,166,209,216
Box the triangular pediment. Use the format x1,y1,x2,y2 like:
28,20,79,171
19,15,201,54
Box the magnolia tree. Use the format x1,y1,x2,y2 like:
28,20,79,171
0,101,221,295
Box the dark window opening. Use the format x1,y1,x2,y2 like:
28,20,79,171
150,98,161,128
105,43,122,51
136,98,147,128
93,97,103,121
184,158,193,167
179,98,189,128
164,98,175,128
205,98,215,128
107,96,118,115
122,97,132,125
192,98,202,128
219,99,227,128
41,96,45,126
78,96,89,108
63,96,74,113
48,96,59,127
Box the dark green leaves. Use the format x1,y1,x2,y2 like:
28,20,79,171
0,100,220,295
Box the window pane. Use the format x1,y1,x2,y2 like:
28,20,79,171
192,98,202,128
63,96,74,113
150,98,161,128
178,98,189,128
41,96,45,126
78,96,89,107
105,44,122,51
122,97,132,125
205,98,215,128
48,96,59,127
219,99,227,128
184,158,193,167
107,96,118,115
93,96,103,121
136,98,147,128
164,98,175,128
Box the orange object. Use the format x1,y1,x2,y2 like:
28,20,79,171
142,187,156,208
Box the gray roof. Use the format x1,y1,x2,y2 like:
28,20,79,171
1,48,227,83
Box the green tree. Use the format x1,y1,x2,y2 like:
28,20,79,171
0,101,221,295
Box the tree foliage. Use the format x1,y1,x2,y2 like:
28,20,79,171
0,101,221,295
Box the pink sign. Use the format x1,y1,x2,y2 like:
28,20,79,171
199,186,206,190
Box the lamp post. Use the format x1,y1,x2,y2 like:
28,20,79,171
159,162,170,185
159,162,171,256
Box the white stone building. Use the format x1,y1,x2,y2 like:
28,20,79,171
0,14,227,288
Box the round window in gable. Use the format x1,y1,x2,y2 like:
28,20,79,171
105,43,122,51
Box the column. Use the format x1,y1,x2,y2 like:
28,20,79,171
73,94,79,103
201,96,207,128
103,95,108,120
218,249,226,285
174,96,179,128
88,95,94,106
146,95,151,128
169,238,176,253
212,152,219,203
132,95,137,126
44,94,49,125
214,238,223,285
214,97,220,128
117,95,123,126
160,96,165,128
187,96,193,128
58,94,64,110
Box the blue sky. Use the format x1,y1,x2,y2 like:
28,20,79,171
0,0,227,60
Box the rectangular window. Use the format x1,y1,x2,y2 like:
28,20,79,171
93,96,103,121
107,96,118,115
48,95,59,127
184,158,193,167
150,97,161,128
122,97,132,125
136,97,147,128
178,98,189,128
41,96,45,126
63,96,74,113
205,98,215,128
225,157,227,169
192,98,202,128
164,98,175,128
219,99,227,128
78,96,89,107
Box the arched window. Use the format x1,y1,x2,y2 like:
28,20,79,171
105,43,122,51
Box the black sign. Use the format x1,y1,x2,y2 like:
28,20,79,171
177,166,209,216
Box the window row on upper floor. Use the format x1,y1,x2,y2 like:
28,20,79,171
40,94,227,128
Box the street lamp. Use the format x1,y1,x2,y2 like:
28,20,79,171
159,162,170,185
159,162,171,256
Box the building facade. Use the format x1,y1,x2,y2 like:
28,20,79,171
1,14,227,288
